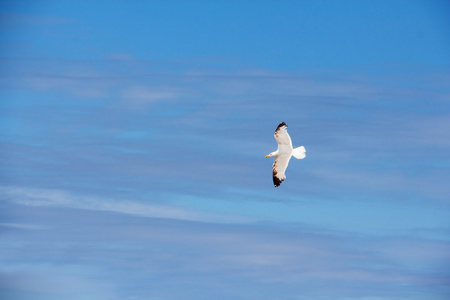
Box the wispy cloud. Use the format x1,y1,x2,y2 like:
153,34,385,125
1,194,449,300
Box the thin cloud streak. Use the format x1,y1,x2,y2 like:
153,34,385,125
0,186,252,224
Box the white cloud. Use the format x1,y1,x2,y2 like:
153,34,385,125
0,12,76,26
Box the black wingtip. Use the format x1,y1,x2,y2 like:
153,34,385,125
276,122,287,131
273,176,283,187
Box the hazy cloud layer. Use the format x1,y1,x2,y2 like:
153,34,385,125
1,40,450,300
1,192,449,300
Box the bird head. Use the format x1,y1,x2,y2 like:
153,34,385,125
265,152,276,158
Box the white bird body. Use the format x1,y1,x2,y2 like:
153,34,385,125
265,122,306,187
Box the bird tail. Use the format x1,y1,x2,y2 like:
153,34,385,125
292,146,306,159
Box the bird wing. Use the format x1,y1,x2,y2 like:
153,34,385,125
274,122,293,150
272,153,291,187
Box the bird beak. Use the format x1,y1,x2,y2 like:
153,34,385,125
265,155,269,158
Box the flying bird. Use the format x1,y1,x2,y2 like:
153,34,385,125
265,122,306,187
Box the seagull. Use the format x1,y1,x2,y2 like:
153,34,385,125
265,122,306,187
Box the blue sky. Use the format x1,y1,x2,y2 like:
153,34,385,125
1,1,450,299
